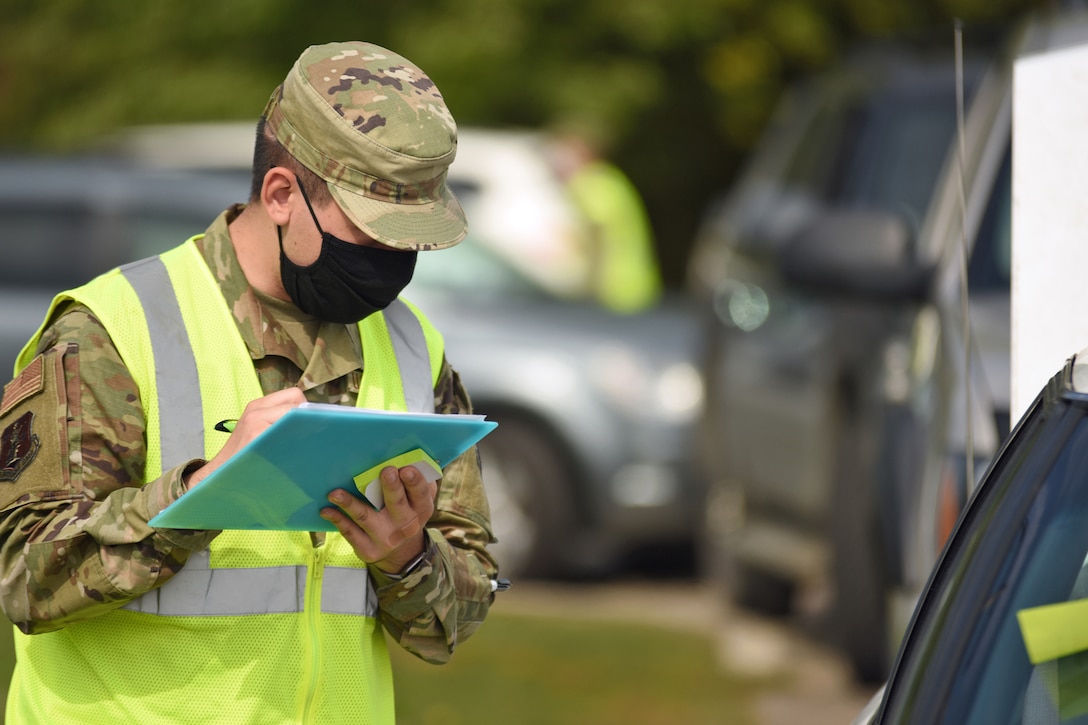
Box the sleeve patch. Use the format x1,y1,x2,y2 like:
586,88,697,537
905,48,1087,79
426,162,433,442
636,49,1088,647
0,347,69,506
1,356,44,418
0,411,41,483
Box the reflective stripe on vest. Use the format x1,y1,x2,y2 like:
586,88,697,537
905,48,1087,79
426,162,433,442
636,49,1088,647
123,551,378,617
118,256,205,467
119,259,432,618
383,298,433,414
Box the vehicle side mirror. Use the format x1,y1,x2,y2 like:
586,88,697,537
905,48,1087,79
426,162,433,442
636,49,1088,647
780,209,931,300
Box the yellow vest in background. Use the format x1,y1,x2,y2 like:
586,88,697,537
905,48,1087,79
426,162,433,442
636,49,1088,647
567,159,662,313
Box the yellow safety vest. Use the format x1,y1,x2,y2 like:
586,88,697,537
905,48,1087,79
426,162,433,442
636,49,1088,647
6,238,444,725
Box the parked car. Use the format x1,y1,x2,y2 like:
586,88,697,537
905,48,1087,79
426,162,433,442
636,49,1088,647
852,345,1088,724
701,17,1088,685
689,45,988,681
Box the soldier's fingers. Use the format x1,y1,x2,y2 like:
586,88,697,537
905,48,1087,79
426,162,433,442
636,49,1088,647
399,466,437,517
380,467,435,530
245,387,305,415
193,390,305,486
320,502,380,559
378,466,410,512
262,387,306,403
322,488,419,561
380,466,435,508
231,388,304,437
327,488,376,528
326,487,409,545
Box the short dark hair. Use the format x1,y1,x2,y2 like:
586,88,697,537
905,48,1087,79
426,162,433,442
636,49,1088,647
249,117,333,206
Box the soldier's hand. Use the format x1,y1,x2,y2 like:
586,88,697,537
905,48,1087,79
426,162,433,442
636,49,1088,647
320,463,438,573
184,387,306,488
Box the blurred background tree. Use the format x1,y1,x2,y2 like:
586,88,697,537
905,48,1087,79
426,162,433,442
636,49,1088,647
0,0,1049,286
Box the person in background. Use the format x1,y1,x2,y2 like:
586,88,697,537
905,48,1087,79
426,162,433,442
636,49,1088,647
0,41,498,724
550,130,663,313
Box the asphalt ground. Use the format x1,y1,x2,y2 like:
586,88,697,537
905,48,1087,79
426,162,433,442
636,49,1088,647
498,577,880,725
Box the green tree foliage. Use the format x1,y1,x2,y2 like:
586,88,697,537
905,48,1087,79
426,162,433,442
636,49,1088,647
0,0,1049,283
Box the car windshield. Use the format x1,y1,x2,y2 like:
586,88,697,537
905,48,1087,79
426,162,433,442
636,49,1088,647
882,370,1088,724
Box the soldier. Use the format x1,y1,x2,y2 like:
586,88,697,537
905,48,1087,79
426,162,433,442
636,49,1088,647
0,41,497,724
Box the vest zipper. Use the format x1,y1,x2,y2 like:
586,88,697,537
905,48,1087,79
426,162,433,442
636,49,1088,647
300,543,328,724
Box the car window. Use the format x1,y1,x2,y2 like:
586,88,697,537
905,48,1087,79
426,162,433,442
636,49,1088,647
960,419,1088,725
881,384,1088,724
834,87,960,232
775,76,962,242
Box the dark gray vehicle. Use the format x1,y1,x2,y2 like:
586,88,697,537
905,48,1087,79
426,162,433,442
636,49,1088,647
852,348,1088,724
690,47,986,681
742,8,1088,688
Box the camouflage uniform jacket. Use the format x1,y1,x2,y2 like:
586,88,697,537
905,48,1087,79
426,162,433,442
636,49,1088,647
0,206,497,664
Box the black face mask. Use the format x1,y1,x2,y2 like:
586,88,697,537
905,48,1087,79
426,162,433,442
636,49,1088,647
279,182,417,324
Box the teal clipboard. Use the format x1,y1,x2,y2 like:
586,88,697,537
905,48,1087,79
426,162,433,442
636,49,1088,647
149,403,497,531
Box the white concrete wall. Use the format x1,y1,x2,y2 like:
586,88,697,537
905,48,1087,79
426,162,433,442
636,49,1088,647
1012,42,1088,419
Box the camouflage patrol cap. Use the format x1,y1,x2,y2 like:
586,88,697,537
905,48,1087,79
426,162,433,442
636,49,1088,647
263,41,466,251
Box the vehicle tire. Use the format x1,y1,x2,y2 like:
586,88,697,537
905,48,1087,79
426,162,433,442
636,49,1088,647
477,416,576,580
831,392,890,684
